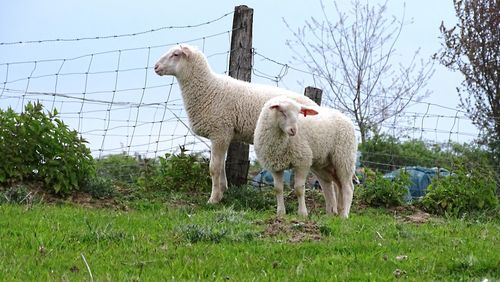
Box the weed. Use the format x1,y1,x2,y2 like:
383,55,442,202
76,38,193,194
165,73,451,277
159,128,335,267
420,164,498,217
356,168,411,208
147,151,211,193
81,177,115,199
175,207,257,244
177,224,228,243
221,185,276,211
78,218,127,244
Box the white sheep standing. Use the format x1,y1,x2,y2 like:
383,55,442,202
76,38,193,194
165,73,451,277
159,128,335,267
254,96,357,218
154,44,317,204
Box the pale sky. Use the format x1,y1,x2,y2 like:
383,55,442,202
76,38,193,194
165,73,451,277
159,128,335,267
0,1,475,157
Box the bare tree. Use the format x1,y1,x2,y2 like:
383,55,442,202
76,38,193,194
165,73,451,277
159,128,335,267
285,0,434,144
434,0,499,164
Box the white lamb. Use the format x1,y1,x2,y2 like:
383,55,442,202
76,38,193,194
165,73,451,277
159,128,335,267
154,44,317,204
254,96,357,218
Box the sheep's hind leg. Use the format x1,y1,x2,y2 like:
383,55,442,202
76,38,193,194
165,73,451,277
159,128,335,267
339,177,354,218
312,169,337,215
293,168,309,217
208,139,230,204
319,178,337,215
271,170,286,216
220,157,228,192
331,176,344,216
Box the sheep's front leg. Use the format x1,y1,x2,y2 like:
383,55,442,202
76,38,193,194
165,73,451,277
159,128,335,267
208,140,230,204
293,168,309,217
271,170,286,216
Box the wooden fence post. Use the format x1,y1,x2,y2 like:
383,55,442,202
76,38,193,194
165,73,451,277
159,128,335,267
225,5,254,187
304,86,323,106
290,86,323,188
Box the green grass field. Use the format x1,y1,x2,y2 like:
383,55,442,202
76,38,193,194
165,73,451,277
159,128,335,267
0,197,498,281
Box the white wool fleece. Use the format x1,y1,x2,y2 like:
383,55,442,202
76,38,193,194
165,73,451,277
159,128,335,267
254,96,357,218
154,45,317,204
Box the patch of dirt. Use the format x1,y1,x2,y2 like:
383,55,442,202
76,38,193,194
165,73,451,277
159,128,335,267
401,210,431,224
1,181,125,210
65,193,119,209
391,206,432,224
259,217,322,243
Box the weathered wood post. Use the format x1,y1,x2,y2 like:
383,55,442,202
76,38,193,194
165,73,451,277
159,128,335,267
225,5,253,187
290,86,323,188
303,86,323,106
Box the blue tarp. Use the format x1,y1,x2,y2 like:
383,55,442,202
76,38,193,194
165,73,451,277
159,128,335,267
251,169,321,189
383,166,452,201
251,169,293,187
252,152,362,188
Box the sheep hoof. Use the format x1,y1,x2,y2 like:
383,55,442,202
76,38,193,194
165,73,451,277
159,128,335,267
208,195,222,204
276,209,286,216
325,207,338,215
298,210,308,217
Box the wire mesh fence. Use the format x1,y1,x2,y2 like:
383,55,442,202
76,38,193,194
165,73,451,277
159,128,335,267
0,8,491,181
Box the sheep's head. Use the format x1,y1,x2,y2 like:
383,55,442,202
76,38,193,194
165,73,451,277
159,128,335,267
154,45,194,76
267,97,318,136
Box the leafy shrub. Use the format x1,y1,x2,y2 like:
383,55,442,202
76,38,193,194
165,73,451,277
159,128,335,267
421,165,498,217
359,133,496,173
147,152,211,192
81,177,115,199
0,102,95,194
356,168,411,207
96,154,143,183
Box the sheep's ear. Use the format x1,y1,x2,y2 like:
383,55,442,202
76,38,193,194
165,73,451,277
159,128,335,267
269,103,282,111
180,45,193,58
300,106,318,117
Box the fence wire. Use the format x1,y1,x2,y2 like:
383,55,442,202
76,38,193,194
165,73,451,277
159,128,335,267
0,11,492,177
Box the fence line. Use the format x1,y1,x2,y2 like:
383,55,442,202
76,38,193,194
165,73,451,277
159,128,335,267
0,13,236,159
0,10,488,176
0,11,234,46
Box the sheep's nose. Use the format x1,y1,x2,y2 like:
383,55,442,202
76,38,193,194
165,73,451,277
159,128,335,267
288,128,296,136
154,63,160,73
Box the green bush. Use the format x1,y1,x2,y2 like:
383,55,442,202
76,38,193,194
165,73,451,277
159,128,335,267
147,152,211,192
81,177,115,199
421,165,498,217
0,102,95,194
359,133,496,173
356,168,411,207
96,154,142,183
